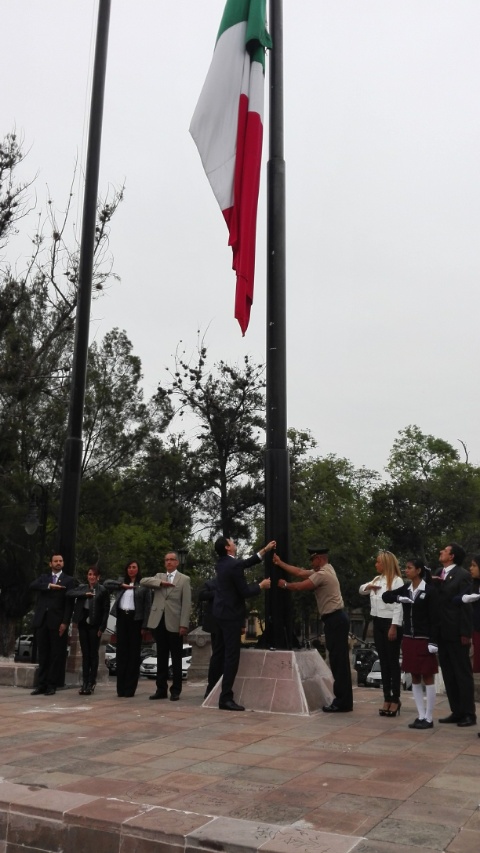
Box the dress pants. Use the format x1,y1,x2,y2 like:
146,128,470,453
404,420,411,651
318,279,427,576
155,616,183,696
438,639,475,718
35,620,68,690
214,618,243,704
78,621,101,685
373,616,402,703
323,609,353,710
116,610,142,696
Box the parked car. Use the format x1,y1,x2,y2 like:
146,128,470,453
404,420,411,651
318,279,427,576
105,643,116,663
104,643,117,675
140,645,192,680
105,645,158,677
15,634,34,660
365,659,412,690
353,647,378,686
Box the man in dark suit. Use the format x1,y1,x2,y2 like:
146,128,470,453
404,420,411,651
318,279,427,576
435,543,476,727
208,537,274,711
29,554,75,696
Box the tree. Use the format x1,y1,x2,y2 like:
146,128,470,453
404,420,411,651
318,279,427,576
0,133,122,653
156,341,266,539
0,131,30,250
369,425,480,563
290,444,377,599
284,428,378,639
82,328,158,478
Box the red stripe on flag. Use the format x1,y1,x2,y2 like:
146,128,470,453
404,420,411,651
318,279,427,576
223,93,263,336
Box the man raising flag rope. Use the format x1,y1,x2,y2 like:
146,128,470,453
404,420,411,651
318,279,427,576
190,0,272,336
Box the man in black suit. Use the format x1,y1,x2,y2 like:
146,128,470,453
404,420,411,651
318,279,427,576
29,554,75,696
207,537,274,711
435,542,476,727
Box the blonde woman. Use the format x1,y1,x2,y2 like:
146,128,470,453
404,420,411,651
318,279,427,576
359,551,404,717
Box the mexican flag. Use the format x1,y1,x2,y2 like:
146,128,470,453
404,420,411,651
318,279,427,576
190,0,272,336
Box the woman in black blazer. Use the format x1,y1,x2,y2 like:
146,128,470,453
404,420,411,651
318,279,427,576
67,566,110,695
105,560,151,697
383,559,438,729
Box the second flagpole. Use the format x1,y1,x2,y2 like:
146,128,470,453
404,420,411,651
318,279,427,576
264,0,292,649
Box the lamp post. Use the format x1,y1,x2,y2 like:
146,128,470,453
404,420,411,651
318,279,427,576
24,484,48,571
24,484,48,664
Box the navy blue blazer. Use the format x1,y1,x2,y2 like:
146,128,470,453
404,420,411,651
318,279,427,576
212,553,263,622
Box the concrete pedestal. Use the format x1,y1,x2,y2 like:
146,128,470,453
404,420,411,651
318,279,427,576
203,648,334,715
187,626,212,679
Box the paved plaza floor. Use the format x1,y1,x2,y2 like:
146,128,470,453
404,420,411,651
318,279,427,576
0,677,480,853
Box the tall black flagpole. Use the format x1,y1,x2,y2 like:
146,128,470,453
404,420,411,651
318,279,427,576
57,0,112,574
264,0,292,649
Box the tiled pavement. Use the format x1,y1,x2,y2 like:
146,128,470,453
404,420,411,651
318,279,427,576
0,677,480,853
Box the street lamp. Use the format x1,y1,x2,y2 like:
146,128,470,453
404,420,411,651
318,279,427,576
24,484,48,567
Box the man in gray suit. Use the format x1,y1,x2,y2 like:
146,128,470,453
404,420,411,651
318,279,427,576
141,552,192,701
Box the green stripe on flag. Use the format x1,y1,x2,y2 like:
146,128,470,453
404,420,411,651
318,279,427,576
217,0,272,68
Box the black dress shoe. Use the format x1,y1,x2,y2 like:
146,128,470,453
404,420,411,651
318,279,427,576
149,691,168,700
44,688,56,696
438,713,461,724
30,687,46,695
219,700,245,711
322,703,352,713
457,715,477,727
170,693,180,701
411,718,434,729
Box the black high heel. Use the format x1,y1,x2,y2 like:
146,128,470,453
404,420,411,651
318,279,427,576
385,701,401,717
79,682,89,695
379,703,391,716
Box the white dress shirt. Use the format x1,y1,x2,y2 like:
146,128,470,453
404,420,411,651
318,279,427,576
359,575,404,626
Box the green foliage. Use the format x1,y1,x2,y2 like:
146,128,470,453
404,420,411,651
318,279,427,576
156,340,266,539
76,514,172,580
370,425,480,564
288,429,379,616
83,328,161,478
387,424,460,481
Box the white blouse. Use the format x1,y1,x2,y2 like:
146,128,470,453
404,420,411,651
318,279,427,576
359,575,404,626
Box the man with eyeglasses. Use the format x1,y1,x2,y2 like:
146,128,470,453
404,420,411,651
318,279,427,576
141,552,192,702
274,546,353,713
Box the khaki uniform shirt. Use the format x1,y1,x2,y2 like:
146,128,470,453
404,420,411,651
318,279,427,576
309,563,344,617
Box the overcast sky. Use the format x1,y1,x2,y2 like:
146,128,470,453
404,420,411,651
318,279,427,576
3,1,480,476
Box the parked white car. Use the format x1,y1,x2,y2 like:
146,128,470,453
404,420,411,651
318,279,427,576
140,645,192,680
365,659,412,690
15,634,34,659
